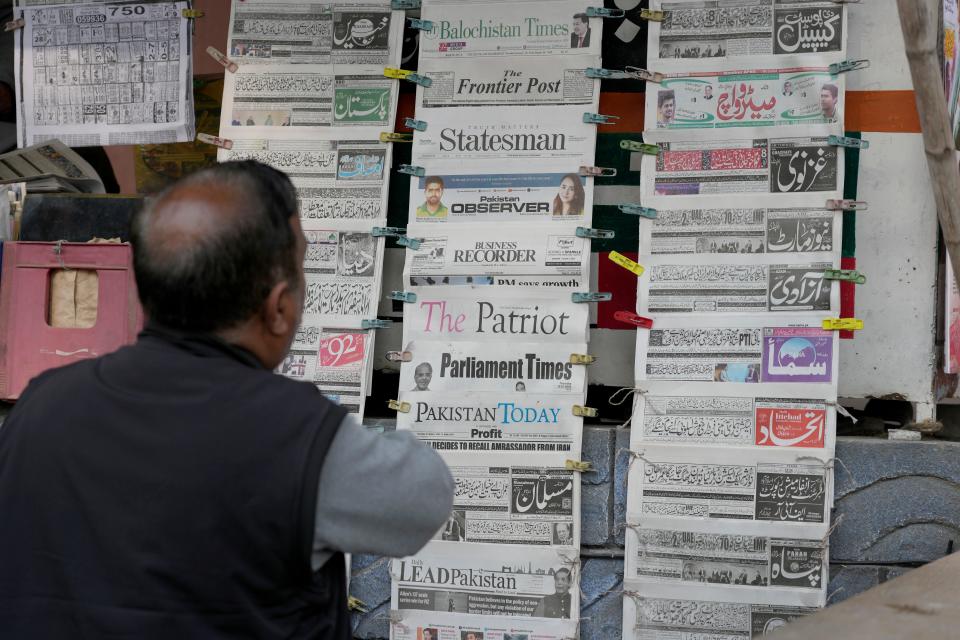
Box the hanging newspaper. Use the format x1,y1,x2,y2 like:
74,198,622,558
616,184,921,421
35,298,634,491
431,452,580,547
417,55,600,108
639,207,841,256
623,593,819,640
226,0,403,66
392,609,578,640
299,228,384,323
402,289,590,345
636,318,839,386
631,381,836,452
412,105,597,165
404,225,590,289
392,541,580,621
406,162,593,226
624,519,827,606
647,0,847,68
419,0,603,59
640,137,844,208
278,325,374,418
625,446,832,531
636,258,840,315
396,391,585,455
219,138,390,228
399,342,588,396
644,61,844,142
14,1,194,147
220,65,397,136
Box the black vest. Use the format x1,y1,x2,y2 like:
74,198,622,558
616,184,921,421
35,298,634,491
0,327,350,639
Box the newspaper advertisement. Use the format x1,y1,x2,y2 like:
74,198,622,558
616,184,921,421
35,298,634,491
399,342,588,396
218,137,390,228
431,452,580,548
300,228,384,323
648,0,847,68
631,382,836,451
645,62,844,141
419,0,602,59
406,163,593,226
625,446,832,529
636,318,839,386
636,258,840,315
278,325,374,417
412,105,597,165
226,0,403,66
14,1,194,147
392,609,578,640
220,65,397,136
624,519,827,605
396,391,584,455
392,541,580,621
641,137,843,208
402,289,589,345
639,207,841,256
417,55,599,108
404,225,589,289
623,594,819,639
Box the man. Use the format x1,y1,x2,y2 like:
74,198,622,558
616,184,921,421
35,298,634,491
422,629,436,640
536,568,573,618
464,633,483,640
441,513,464,541
413,362,433,391
416,176,448,219
554,522,573,545
820,83,839,120
657,90,676,125
704,85,714,100
571,13,590,48
0,161,454,639
783,80,794,96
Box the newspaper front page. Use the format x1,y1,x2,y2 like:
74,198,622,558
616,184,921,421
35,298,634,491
396,391,585,456
226,0,403,66
392,609,578,640
14,1,194,147
648,0,847,68
300,228,384,323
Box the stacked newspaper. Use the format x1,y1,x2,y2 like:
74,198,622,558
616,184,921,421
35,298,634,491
0,140,105,193
623,1,852,637
218,0,406,419
388,1,605,637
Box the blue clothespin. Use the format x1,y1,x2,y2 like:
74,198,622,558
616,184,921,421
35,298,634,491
829,59,870,75
620,140,659,155
389,291,417,303
586,7,624,18
371,226,406,238
576,227,615,239
572,292,612,303
408,18,433,31
585,68,632,80
619,204,658,219
404,117,427,131
391,0,420,9
362,319,393,330
398,164,426,177
583,112,620,125
828,135,869,150
397,236,422,250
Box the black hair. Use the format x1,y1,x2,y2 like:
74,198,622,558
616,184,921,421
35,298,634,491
130,160,300,333
424,175,445,190
573,12,588,23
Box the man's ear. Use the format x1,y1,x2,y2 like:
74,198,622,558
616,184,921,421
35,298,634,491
263,279,295,336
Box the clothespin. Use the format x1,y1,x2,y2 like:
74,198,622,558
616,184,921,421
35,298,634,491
608,251,644,276
619,204,658,219
389,291,417,303
397,236,422,250
403,117,428,131
347,597,369,613
639,9,667,21
823,269,866,284
371,226,406,238
380,132,412,143
569,354,597,365
386,351,413,363
828,135,869,150
4,18,23,32
388,399,411,413
822,318,864,331
384,67,432,87
829,59,870,75
583,113,620,125
572,405,598,418
398,164,426,177
572,292,612,303
408,18,433,31
826,199,868,211
391,0,421,9
620,140,660,155
576,227,615,239
614,311,654,328
206,47,238,73
579,166,617,177
624,67,664,83
586,7,624,18
181,8,204,18
362,319,393,330
196,133,233,150
565,460,593,472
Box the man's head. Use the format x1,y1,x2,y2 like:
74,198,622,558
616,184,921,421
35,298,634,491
414,362,433,390
704,85,713,98
465,634,478,640
424,176,444,208
820,83,838,117
556,523,572,543
658,90,675,122
572,13,588,36
553,568,571,594
783,80,793,94
130,161,304,369
422,629,434,640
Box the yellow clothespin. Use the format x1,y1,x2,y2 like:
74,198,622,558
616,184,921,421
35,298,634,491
569,354,596,365
822,318,864,331
573,405,597,418
388,399,411,413
380,132,413,143
565,460,593,472
609,251,644,276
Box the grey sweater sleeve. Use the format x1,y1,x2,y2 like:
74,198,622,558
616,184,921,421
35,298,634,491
311,415,454,569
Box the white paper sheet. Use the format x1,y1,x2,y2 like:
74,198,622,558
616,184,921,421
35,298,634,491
392,608,578,640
